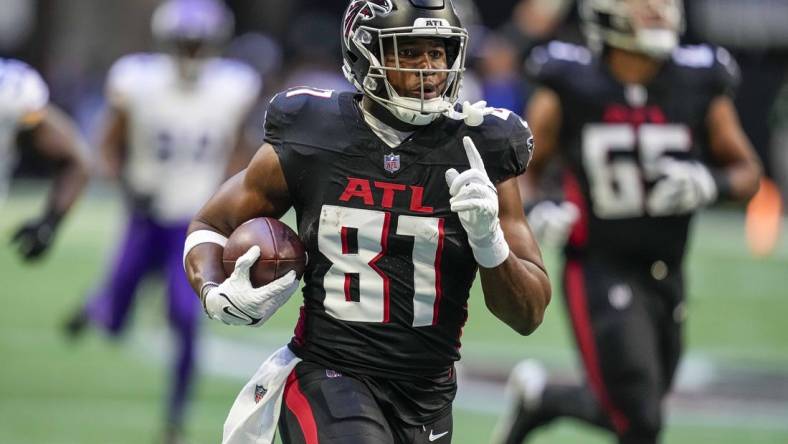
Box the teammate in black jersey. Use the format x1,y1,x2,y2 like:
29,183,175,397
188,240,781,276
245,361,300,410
493,1,762,444
182,1,551,443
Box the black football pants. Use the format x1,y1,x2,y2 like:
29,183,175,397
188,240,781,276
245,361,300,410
545,257,685,444
278,361,453,444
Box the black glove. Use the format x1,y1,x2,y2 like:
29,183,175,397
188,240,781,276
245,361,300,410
10,212,61,261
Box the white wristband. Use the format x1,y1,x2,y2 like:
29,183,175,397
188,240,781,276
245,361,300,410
468,225,510,269
183,230,229,270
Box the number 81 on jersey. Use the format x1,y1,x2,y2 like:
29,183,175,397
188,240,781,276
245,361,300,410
318,205,444,327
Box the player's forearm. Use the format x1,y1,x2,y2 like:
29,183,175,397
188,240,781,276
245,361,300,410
480,254,551,336
719,156,762,202
184,240,226,297
33,107,90,221
99,108,127,179
101,146,124,179
45,156,88,219
184,153,292,297
706,96,763,202
184,219,233,295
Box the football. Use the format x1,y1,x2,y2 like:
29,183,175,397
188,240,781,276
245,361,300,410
222,217,306,287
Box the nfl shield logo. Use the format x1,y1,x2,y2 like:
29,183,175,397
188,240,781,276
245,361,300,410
254,385,267,403
384,153,400,173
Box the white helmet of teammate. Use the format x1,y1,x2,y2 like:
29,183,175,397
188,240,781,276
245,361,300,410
151,0,235,81
579,0,685,58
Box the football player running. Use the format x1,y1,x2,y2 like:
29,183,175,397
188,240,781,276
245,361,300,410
182,0,551,442
493,1,761,444
1,59,88,261
64,0,261,442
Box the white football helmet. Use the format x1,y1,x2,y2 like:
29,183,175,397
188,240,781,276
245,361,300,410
579,0,685,58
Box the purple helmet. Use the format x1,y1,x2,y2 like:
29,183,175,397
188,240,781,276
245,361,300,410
151,0,234,46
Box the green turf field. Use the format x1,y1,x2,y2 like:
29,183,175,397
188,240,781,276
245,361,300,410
1,184,787,444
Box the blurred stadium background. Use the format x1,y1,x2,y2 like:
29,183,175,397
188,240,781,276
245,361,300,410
2,0,787,443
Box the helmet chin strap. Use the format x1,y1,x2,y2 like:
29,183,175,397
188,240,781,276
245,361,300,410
383,96,447,126
361,96,424,132
377,77,453,126
362,81,451,127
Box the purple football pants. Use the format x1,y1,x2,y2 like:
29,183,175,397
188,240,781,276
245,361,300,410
85,213,199,428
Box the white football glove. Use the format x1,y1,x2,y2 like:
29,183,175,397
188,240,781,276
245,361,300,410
445,136,510,268
527,201,580,247
201,246,299,327
647,159,718,216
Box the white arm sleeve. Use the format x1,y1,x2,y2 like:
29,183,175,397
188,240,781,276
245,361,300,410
183,229,228,270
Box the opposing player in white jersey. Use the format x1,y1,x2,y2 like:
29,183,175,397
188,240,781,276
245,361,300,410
2,58,88,260
64,0,261,441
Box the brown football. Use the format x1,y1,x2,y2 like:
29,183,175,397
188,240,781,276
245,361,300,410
222,217,306,287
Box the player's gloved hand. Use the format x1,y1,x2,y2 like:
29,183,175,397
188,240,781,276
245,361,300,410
10,213,61,261
527,201,580,247
445,136,510,268
647,159,718,216
201,246,299,327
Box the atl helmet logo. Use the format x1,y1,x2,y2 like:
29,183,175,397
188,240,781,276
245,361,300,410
343,0,394,45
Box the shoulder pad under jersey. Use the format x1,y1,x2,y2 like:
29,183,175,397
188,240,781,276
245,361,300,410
105,53,169,107
671,44,741,97
204,58,262,108
263,86,338,148
468,107,535,184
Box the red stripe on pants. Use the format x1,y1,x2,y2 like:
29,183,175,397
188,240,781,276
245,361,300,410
565,260,630,434
284,369,318,444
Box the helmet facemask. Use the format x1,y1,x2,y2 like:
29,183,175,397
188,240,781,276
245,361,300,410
581,0,684,59
345,21,468,126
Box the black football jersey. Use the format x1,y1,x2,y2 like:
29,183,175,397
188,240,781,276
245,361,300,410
265,87,532,421
526,41,739,267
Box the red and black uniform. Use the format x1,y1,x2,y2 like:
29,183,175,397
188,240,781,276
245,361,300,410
528,41,737,266
265,88,532,442
522,41,739,443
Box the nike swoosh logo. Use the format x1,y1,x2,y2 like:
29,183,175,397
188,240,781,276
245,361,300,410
222,306,248,321
219,293,261,324
428,430,449,442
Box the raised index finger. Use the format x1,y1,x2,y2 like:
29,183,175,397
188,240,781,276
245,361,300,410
462,136,486,173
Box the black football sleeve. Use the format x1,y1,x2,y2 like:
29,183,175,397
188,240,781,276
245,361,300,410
263,91,305,148
264,91,310,201
479,113,535,185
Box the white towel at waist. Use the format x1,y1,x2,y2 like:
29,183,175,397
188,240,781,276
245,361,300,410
222,345,302,444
